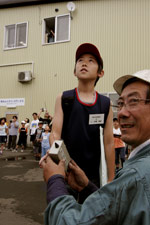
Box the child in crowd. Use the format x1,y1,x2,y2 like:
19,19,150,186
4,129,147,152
0,117,8,155
113,118,126,172
41,125,50,158
8,116,19,151
15,121,27,153
30,113,39,147
25,118,30,132
34,121,44,160
25,118,30,148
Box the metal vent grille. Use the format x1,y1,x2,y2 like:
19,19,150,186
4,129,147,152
18,72,25,80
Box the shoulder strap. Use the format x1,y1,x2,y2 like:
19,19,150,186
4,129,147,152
39,128,44,138
61,89,75,116
99,94,110,127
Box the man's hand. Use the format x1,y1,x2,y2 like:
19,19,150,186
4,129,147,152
67,160,89,192
40,155,66,183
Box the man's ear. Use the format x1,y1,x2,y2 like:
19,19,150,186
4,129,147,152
98,69,104,78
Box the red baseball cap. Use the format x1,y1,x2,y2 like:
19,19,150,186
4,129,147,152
75,43,103,68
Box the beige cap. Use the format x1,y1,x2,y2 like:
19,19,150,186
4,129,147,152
113,70,150,95
21,121,26,124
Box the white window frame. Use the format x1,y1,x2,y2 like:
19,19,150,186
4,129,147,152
4,22,28,50
42,14,70,45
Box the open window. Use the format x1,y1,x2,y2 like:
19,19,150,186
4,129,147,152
4,22,28,50
43,14,70,44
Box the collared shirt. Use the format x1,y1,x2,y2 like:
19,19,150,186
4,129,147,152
9,121,19,136
128,139,150,159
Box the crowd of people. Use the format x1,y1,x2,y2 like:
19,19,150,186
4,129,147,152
0,110,53,159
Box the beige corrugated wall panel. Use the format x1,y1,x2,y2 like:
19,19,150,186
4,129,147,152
72,0,150,92
0,0,150,121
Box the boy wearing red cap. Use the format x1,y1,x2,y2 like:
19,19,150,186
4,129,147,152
50,43,115,188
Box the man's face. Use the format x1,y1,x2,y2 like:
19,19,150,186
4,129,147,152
75,54,100,82
118,81,150,148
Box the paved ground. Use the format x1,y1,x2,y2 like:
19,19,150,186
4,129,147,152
0,149,47,225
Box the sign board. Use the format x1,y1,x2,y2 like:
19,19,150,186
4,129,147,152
0,98,25,107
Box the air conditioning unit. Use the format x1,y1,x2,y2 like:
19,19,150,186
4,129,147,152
18,71,32,82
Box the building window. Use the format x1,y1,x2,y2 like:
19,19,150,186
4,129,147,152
4,22,28,49
43,14,70,44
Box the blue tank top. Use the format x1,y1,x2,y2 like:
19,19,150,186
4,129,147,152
61,88,110,184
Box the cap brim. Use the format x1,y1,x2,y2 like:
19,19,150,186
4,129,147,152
113,75,134,95
113,70,150,95
76,43,103,68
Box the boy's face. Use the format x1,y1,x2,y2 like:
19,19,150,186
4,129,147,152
38,123,43,128
74,54,103,82
21,123,25,127
33,114,37,120
113,121,119,129
13,117,17,122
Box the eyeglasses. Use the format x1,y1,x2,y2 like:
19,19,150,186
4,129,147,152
111,97,150,112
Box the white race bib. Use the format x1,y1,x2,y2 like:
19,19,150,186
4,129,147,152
89,114,104,125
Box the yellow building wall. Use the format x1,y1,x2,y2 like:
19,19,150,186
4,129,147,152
0,0,150,122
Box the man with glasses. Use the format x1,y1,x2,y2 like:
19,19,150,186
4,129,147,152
41,70,150,225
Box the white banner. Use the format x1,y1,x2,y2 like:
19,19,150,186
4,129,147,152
0,98,25,107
